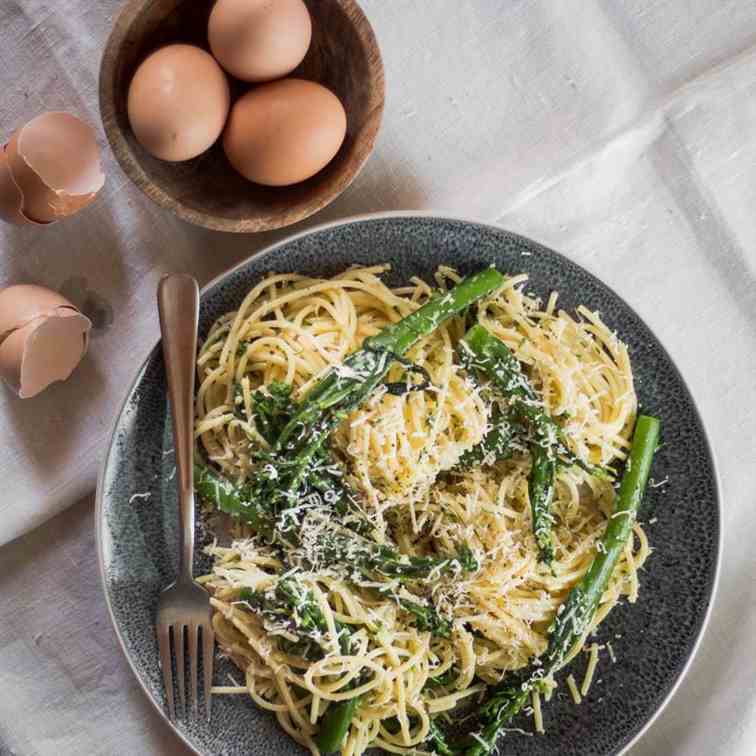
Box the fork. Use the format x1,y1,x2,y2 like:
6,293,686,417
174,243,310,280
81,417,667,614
156,273,214,721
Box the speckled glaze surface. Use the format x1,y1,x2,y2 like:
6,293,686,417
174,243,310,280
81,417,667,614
96,214,720,756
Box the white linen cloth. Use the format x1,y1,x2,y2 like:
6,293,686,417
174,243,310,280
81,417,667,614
0,0,755,754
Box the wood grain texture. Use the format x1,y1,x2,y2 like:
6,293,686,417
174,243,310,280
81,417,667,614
99,0,384,233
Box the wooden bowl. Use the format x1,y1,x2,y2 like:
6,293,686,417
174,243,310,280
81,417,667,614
99,0,384,233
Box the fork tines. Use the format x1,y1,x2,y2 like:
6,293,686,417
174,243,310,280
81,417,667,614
157,620,215,721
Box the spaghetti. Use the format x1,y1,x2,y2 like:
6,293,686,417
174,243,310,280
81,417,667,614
195,266,647,755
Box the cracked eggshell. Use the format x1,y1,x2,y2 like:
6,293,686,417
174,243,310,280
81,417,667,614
6,112,105,224
0,285,91,398
0,146,39,226
0,285,80,336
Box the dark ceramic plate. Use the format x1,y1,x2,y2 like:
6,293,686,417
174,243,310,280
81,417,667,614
96,213,720,756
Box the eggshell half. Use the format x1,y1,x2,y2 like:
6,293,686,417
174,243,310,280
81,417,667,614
6,112,104,224
0,285,79,338
0,146,36,226
0,309,91,398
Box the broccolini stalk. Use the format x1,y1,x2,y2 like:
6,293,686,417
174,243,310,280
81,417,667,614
528,445,557,564
309,528,479,582
465,686,532,756
458,324,606,565
234,381,370,526
249,380,298,445
540,415,660,671
458,324,557,563
399,599,452,638
454,414,661,756
394,595,452,638
315,695,362,754
275,268,505,454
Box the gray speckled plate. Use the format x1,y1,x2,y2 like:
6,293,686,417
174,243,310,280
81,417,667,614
96,213,721,756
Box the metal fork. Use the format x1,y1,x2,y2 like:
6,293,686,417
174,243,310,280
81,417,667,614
156,273,214,721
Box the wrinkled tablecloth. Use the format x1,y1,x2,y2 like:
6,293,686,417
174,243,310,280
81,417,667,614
1,1,755,754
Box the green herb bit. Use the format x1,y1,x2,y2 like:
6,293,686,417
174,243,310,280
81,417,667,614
395,595,452,638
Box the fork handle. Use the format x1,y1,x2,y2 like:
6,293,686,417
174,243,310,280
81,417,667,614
158,274,200,583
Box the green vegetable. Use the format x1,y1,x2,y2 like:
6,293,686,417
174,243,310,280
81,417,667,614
459,324,535,400
205,386,374,541
465,685,531,756
528,445,557,564
458,324,606,565
315,694,362,754
311,530,479,582
395,595,452,638
458,324,557,563
540,414,661,672
193,461,274,536
250,382,369,529
454,414,661,756
455,404,514,469
250,380,298,445
460,325,608,475
426,719,456,756
239,577,354,655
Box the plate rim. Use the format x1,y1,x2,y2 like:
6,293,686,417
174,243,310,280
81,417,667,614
95,209,723,756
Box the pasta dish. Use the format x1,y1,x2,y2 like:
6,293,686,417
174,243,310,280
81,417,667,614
192,265,659,755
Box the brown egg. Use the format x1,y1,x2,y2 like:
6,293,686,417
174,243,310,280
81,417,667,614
0,285,91,398
127,44,230,162
208,0,312,83
223,78,346,187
